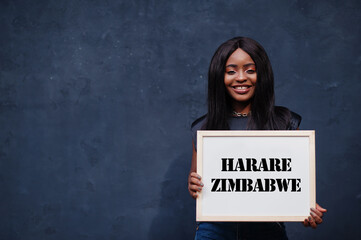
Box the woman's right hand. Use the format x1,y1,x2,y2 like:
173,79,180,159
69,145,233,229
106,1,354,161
188,172,203,199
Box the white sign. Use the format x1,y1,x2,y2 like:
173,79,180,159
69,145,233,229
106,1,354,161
196,130,316,222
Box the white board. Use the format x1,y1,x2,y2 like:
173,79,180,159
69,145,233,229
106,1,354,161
196,130,316,222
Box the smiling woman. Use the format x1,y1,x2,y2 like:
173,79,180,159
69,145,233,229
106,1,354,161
224,48,257,112
187,37,327,239
202,37,288,131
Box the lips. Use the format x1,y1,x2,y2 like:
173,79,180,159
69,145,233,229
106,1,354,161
231,85,252,94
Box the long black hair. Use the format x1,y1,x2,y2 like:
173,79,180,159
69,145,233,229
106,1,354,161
204,37,292,130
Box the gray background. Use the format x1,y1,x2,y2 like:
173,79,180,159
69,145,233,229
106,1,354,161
1,0,360,239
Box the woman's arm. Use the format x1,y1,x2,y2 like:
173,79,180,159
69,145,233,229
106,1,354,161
188,141,203,199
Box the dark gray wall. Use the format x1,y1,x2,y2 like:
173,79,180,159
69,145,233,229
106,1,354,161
1,0,360,239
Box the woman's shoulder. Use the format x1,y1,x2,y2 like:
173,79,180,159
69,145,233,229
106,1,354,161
274,106,302,130
289,111,302,130
191,114,207,132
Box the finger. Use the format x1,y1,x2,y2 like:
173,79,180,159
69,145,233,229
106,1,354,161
190,172,202,180
303,219,310,227
310,211,323,224
308,216,317,229
311,207,323,218
188,188,195,198
189,184,203,192
316,203,327,212
190,177,204,186
190,178,203,187
193,191,198,199
188,187,197,198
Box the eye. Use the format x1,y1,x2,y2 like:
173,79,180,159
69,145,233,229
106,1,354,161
246,69,256,74
226,70,236,75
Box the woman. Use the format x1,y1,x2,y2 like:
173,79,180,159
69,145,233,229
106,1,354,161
188,37,326,239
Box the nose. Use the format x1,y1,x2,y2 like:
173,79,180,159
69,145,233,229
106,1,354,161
236,71,247,82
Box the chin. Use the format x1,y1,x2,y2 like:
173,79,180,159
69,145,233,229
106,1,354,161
231,93,254,103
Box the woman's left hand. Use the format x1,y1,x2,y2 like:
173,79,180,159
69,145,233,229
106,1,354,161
303,203,327,229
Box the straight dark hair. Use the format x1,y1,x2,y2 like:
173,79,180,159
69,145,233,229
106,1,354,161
204,37,291,130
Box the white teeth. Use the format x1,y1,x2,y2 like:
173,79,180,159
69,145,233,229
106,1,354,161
234,86,248,89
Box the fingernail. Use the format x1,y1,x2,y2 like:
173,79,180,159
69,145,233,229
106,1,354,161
197,176,201,179
308,217,311,221
310,212,315,216
201,183,204,186
198,187,202,190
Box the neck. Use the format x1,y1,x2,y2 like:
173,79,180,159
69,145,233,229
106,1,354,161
232,101,251,114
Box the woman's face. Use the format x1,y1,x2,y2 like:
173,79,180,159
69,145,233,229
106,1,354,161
224,48,257,111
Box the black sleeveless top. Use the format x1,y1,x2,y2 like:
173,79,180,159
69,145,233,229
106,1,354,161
191,111,301,151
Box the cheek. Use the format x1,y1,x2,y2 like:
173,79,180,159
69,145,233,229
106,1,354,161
224,75,232,85
252,74,257,84
250,85,256,97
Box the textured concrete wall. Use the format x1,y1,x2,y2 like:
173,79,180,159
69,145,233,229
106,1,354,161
1,0,360,239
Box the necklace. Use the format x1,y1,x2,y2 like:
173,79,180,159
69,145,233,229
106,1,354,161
232,110,250,117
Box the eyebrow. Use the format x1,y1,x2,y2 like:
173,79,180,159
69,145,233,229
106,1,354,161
225,63,256,68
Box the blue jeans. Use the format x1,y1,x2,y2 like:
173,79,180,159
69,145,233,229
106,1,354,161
195,222,288,240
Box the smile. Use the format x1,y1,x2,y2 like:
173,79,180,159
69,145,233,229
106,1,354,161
233,86,250,90
231,85,252,94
